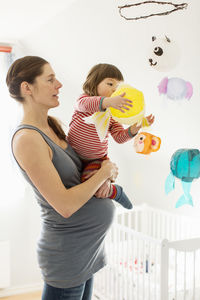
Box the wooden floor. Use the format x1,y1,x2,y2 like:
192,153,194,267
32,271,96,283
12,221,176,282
0,291,98,300
0,291,42,300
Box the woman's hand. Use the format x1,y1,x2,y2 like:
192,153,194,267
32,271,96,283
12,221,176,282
101,159,118,180
95,179,112,198
82,159,118,198
102,93,133,113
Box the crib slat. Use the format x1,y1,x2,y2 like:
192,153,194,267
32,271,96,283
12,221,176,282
142,239,145,299
184,252,186,300
148,242,152,300
154,246,158,299
175,250,177,300
193,251,196,300
160,239,169,300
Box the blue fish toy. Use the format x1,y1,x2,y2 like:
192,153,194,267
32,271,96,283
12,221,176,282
165,149,200,208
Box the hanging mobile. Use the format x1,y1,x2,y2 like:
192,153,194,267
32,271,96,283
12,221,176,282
118,1,188,21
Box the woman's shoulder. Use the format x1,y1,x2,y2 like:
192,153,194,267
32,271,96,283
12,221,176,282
13,127,48,156
13,127,43,144
12,127,51,171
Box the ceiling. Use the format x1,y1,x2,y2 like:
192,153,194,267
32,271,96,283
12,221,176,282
0,0,75,42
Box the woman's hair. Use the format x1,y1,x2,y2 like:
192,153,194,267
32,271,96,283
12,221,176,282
47,116,66,140
6,56,66,140
83,63,124,96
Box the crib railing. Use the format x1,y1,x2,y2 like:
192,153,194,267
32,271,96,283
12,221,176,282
94,205,200,300
116,204,200,240
96,223,162,300
160,238,200,300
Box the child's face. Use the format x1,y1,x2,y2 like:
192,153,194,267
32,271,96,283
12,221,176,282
97,78,121,97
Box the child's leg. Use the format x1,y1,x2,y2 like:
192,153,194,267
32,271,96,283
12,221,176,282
81,158,133,210
81,159,102,182
110,184,133,209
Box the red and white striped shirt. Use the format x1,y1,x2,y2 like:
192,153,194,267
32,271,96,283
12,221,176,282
67,94,134,160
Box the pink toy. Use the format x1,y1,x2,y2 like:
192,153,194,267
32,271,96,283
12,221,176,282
158,77,193,100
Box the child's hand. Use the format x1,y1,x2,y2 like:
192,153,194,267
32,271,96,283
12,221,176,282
145,114,155,126
129,123,142,136
102,92,133,113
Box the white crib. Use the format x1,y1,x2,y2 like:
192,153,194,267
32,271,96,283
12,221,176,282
94,204,200,300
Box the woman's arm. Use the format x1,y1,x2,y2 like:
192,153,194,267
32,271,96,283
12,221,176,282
13,130,117,218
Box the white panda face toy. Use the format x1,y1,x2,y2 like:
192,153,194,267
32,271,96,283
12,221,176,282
148,36,180,72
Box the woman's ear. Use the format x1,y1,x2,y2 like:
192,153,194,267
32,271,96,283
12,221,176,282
20,81,32,96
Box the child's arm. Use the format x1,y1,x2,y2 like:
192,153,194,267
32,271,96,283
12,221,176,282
109,119,137,144
76,94,105,114
76,93,132,114
110,114,155,144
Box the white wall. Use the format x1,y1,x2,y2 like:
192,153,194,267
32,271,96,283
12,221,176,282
1,0,200,294
0,187,42,295
20,0,200,213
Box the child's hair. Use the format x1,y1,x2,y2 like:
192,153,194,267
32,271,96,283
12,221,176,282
83,63,124,96
6,55,66,140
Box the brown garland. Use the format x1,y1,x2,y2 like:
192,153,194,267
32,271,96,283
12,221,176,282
118,1,188,21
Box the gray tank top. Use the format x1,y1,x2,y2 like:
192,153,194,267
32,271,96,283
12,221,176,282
11,125,115,288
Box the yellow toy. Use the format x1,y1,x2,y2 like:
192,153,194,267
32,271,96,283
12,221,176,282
84,83,149,142
109,84,149,126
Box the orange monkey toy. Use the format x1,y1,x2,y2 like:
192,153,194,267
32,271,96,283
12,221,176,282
134,132,161,155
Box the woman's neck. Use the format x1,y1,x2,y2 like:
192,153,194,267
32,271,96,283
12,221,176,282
21,104,50,130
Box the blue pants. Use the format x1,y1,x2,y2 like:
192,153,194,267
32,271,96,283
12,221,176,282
42,277,94,300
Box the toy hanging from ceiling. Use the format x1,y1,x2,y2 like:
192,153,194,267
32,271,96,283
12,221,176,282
118,1,188,21
165,149,200,208
158,77,193,100
148,35,180,71
133,132,161,154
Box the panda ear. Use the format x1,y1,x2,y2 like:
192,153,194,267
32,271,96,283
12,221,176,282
165,36,171,43
152,36,156,42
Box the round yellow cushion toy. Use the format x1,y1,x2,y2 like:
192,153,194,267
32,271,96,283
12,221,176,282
109,84,147,126
84,83,149,142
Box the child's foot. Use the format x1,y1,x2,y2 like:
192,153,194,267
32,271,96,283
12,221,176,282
110,184,133,209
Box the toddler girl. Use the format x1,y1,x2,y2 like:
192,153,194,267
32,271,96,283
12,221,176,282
68,63,154,208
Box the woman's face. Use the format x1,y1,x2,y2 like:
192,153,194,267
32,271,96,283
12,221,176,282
97,78,121,97
30,63,62,108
